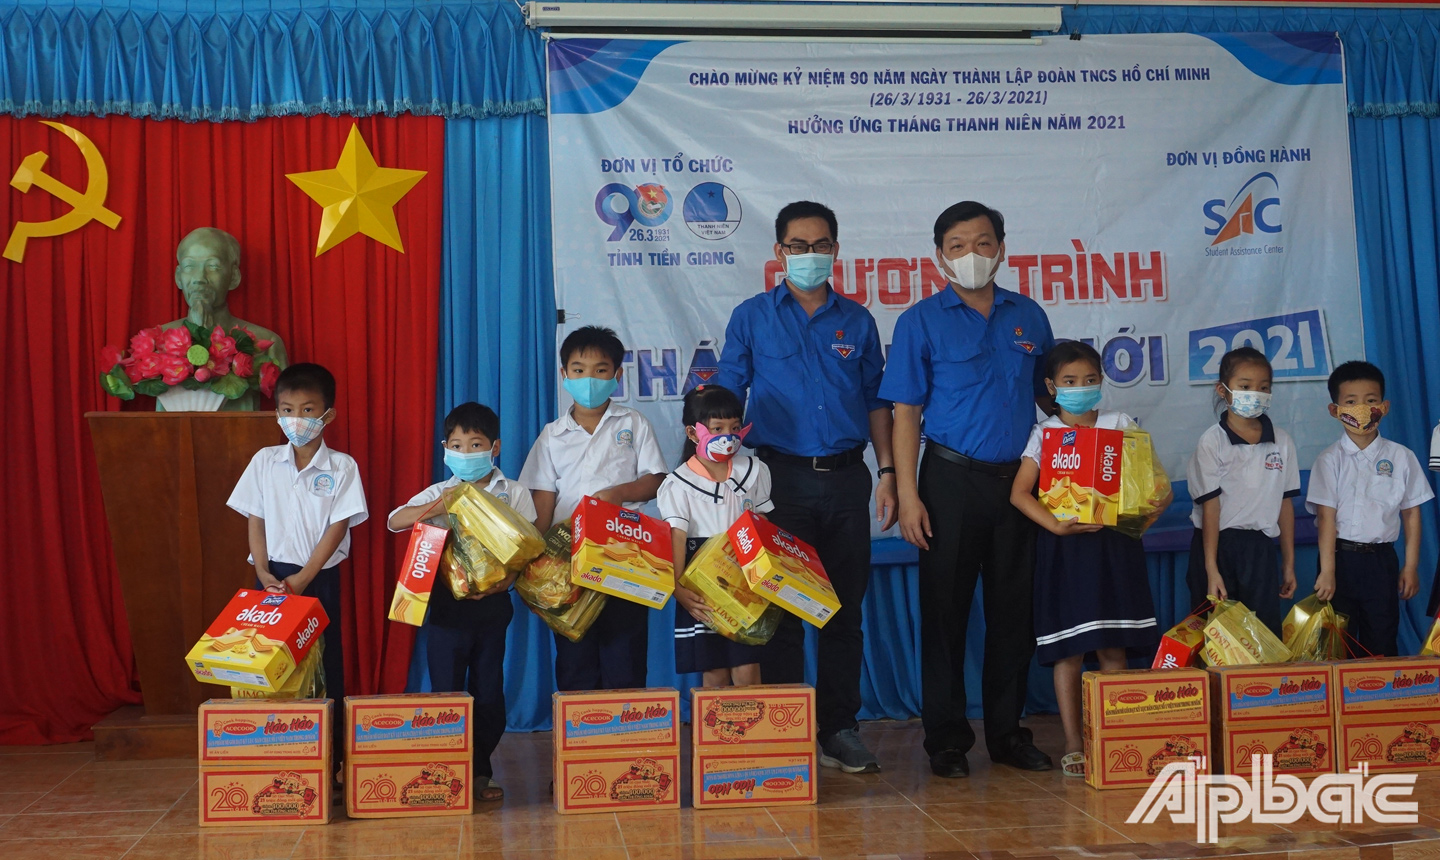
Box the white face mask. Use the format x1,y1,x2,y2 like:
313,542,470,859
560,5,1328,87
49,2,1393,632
938,251,1000,291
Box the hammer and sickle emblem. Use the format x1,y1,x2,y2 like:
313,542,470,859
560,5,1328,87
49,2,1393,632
3,121,122,262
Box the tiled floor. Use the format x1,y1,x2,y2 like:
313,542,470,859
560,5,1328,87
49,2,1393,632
3,716,1439,859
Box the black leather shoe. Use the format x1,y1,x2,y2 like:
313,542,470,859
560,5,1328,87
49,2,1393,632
992,741,1054,772
929,749,970,778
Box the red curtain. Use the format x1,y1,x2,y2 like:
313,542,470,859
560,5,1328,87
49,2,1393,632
0,115,442,743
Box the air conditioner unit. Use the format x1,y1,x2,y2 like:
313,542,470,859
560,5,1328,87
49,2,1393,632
525,2,1062,35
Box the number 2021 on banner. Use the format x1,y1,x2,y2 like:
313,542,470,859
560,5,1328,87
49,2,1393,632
1187,309,1333,384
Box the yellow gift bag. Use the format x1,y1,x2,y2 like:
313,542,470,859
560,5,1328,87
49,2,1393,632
1112,428,1171,540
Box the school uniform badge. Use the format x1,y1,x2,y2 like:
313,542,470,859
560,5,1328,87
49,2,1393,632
1264,453,1284,471
831,343,855,358
311,474,335,495
1378,460,1394,477
1015,340,1036,353
615,429,634,448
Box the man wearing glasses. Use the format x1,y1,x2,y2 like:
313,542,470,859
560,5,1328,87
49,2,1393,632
715,200,898,774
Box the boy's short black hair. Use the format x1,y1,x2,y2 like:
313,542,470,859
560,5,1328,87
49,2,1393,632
1328,360,1386,402
560,325,625,368
774,201,838,244
274,363,336,409
444,402,500,442
933,201,1006,247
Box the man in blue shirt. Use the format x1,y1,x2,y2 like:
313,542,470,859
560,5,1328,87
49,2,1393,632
716,201,897,774
882,201,1055,779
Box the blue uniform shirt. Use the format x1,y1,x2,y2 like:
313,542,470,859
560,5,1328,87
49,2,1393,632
714,284,888,457
879,285,1054,463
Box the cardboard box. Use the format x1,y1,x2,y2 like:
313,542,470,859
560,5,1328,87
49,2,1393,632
345,759,471,818
727,512,840,628
554,750,680,814
1333,657,1440,718
571,496,675,609
1216,723,1335,776
692,685,815,747
1338,718,1440,772
389,522,446,626
553,689,680,754
1081,669,1210,732
1210,664,1333,724
185,590,328,692
680,533,782,641
1039,426,1123,525
346,693,473,758
693,746,816,808
199,766,330,826
1152,614,1207,669
1084,728,1210,790
199,699,330,765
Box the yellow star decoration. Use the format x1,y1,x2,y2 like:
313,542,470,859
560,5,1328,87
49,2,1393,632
287,124,427,256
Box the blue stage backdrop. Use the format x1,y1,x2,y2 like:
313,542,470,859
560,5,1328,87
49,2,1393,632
6,1,1440,732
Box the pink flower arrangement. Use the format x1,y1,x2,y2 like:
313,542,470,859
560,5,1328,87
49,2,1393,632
99,321,283,404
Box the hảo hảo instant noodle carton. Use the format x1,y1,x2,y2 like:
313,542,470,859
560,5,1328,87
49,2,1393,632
185,590,328,693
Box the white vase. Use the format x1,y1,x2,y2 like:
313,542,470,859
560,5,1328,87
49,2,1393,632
157,386,226,412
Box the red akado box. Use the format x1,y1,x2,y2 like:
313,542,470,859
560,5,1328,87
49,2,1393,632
185,589,329,692
1152,614,1207,669
389,522,446,626
1039,426,1123,525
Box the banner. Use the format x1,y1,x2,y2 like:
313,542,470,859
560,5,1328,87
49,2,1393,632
547,34,1361,497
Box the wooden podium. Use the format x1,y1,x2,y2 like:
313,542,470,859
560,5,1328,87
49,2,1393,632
86,411,281,758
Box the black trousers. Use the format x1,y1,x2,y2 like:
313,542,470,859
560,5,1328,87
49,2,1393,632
265,562,344,768
553,596,649,691
759,459,872,742
426,595,513,781
917,454,1037,758
1330,545,1401,658
1186,528,1281,634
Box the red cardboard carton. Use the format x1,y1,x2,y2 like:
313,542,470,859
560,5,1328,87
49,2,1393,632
692,685,815,747
554,750,681,814
185,590,328,692
571,496,675,608
693,746,816,809
1333,657,1440,718
1152,614,1207,669
199,699,331,765
553,688,680,754
389,522,446,626
1039,426,1123,525
727,511,840,628
345,759,471,818
199,766,330,826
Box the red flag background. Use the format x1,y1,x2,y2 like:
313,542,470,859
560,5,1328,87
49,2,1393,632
0,114,443,743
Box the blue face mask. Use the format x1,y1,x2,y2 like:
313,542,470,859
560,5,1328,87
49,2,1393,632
784,253,833,291
564,375,619,410
444,448,495,482
1054,385,1103,415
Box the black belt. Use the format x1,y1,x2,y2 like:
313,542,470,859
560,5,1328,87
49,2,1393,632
926,441,1021,478
1337,539,1390,554
757,444,866,472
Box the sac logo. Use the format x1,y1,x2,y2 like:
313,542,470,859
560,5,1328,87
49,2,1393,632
1204,172,1281,246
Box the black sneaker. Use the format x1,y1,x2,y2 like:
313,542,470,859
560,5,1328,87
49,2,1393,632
818,728,881,774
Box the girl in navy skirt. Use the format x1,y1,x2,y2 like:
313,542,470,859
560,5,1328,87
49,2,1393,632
1185,347,1300,635
657,385,773,687
1010,341,1167,777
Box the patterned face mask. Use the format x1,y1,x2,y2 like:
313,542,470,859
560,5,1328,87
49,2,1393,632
1336,403,1382,432
692,422,751,462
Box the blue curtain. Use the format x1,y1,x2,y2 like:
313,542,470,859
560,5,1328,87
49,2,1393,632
0,0,545,120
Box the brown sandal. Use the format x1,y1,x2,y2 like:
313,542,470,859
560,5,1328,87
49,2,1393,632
478,776,505,802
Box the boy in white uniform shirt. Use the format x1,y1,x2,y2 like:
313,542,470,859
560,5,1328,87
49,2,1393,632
520,326,667,691
227,363,368,777
388,402,534,802
1308,361,1433,657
